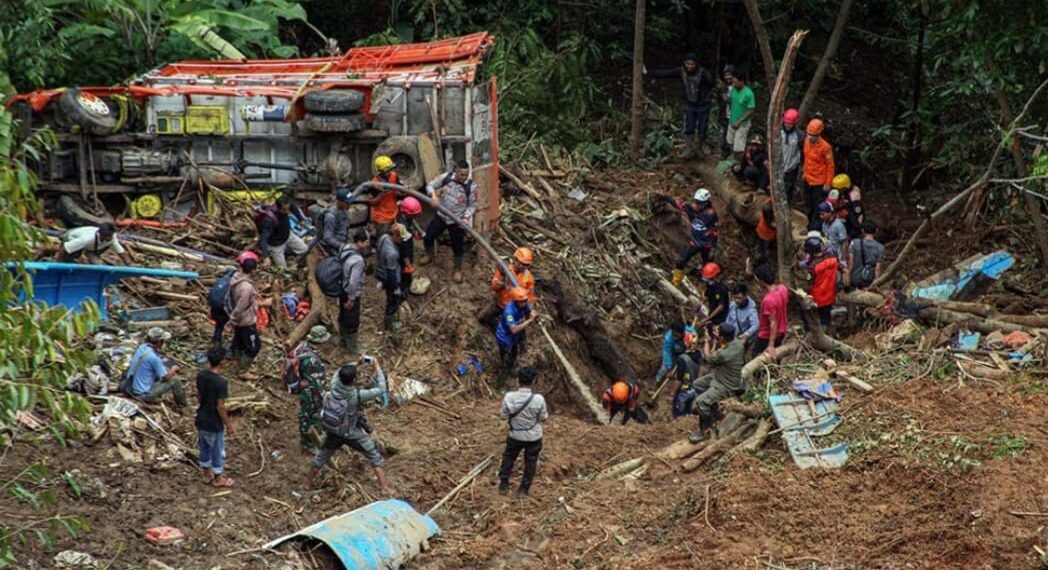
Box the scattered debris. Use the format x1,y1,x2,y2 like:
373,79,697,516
145,526,185,547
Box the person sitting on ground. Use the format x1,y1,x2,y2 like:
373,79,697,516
376,224,405,332
395,197,425,294
421,160,476,283
831,174,864,239
732,133,769,192
305,357,393,496
316,186,352,254
667,331,703,418
699,262,730,328
818,201,849,268
228,251,273,379
478,248,536,328
368,155,401,238
645,52,716,158
601,380,646,425
124,327,187,408
495,287,538,382
755,203,777,265
688,323,747,443
802,118,835,227
287,325,330,451
672,188,719,287
498,367,549,498
655,319,698,386
196,346,234,488
727,283,759,348
846,221,884,290
258,196,308,269
753,264,789,358
57,223,133,265
804,236,839,330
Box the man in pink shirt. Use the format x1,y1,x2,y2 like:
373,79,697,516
753,265,788,357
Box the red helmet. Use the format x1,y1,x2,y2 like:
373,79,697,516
783,108,799,126
701,262,722,279
400,196,422,217
237,250,260,266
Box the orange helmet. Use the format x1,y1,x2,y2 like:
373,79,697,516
806,118,824,136
611,381,631,404
513,247,534,265
510,287,530,302
701,262,722,279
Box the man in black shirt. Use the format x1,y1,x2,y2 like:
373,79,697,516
196,347,234,487
647,52,715,158
699,261,730,329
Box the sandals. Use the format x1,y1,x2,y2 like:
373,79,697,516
212,475,235,488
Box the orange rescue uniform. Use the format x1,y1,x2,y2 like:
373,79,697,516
492,266,535,308
370,171,401,225
803,137,835,187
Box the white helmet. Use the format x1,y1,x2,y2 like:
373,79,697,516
693,188,711,202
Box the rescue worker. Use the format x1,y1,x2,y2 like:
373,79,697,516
805,235,839,330
699,262,730,327
422,160,476,283
601,380,644,425
780,108,803,204
317,186,352,254
305,357,393,496
368,155,400,238
802,118,835,227
655,319,698,385
755,203,777,265
498,367,548,497
396,197,425,294
688,322,746,443
647,52,716,158
258,196,309,269
831,173,864,239
338,230,370,354
288,326,329,451
495,287,537,378
229,250,273,379
668,331,703,418
478,248,536,328
57,223,133,265
672,188,719,287
375,223,405,331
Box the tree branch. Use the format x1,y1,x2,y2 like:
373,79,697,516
741,0,777,89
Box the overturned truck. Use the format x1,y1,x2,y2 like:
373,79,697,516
7,32,501,232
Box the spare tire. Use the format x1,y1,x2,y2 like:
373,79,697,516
58,88,117,135
373,136,424,190
56,195,114,228
303,90,366,114
304,113,367,133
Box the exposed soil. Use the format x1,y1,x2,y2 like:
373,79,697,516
4,154,1046,570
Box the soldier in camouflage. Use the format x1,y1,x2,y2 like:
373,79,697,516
291,326,330,450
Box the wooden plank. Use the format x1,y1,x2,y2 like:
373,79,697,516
417,132,444,183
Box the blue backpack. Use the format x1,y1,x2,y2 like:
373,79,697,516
208,270,235,312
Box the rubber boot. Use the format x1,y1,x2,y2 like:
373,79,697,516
680,135,695,159
383,315,395,332
688,411,715,443
419,248,434,266
341,332,360,356
671,269,685,288
390,313,402,333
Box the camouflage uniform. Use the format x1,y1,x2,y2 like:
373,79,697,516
297,351,326,447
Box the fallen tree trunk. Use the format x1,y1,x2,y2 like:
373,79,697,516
681,420,755,473
738,418,773,454
284,250,326,350
539,323,610,425
741,340,801,385
696,160,809,244
655,437,714,461
838,290,1048,334
596,457,645,480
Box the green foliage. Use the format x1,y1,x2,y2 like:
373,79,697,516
0,464,90,566
989,434,1027,459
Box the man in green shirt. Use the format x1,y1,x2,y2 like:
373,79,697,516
726,69,756,163
688,322,748,443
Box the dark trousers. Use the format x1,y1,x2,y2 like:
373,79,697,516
804,181,827,226
423,216,465,267
817,305,833,328
498,437,542,492
338,294,361,336
784,167,799,205
684,102,711,140
398,240,414,293
499,341,522,371
231,325,260,359
718,114,731,158
382,277,402,317
675,242,715,270
752,334,785,354
210,307,229,347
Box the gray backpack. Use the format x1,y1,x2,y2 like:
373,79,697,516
320,389,359,437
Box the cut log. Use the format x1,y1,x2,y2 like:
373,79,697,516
500,165,545,203
738,418,773,454
741,340,801,385
284,250,327,350
596,457,646,480
681,420,755,473
837,290,1048,335
654,437,714,461
539,323,610,425
152,290,199,302
831,371,874,393
696,162,809,243
719,400,766,419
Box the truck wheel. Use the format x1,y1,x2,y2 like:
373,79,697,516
56,195,114,228
373,136,423,190
304,113,367,133
58,88,117,135
303,90,366,114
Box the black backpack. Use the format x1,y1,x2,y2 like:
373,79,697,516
438,172,474,201
207,270,235,312
315,246,359,298
284,344,322,394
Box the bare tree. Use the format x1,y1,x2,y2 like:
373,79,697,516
629,0,646,163
741,0,776,90
796,0,856,121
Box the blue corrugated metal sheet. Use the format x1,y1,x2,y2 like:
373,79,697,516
769,394,848,469
7,262,199,320
909,251,1014,302
264,499,439,569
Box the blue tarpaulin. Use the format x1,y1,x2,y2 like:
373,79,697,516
7,262,199,320
909,251,1015,302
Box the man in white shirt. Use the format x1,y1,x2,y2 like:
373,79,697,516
57,223,133,265
497,367,548,497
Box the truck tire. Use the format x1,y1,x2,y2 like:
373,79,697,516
303,90,366,114
304,113,367,133
373,136,423,190
58,88,117,135
56,195,115,228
